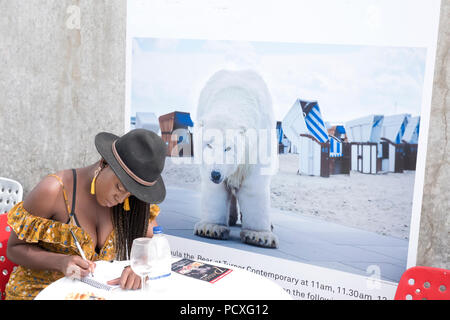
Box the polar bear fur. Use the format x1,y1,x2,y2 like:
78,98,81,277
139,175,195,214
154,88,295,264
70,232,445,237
193,70,279,248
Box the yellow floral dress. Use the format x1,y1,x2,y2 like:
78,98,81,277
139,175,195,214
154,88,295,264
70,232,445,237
5,202,160,300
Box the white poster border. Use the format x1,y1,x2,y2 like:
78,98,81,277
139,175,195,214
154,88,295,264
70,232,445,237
125,0,442,300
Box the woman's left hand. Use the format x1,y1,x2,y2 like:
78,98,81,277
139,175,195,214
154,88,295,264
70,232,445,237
107,266,142,290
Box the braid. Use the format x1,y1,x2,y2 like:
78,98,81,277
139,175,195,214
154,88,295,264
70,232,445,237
112,196,150,260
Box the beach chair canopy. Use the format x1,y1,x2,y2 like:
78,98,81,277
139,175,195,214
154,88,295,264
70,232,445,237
301,100,328,143
336,125,346,135
173,112,194,129
159,111,194,132
402,116,420,144
345,115,384,143
381,114,410,144
282,99,329,146
276,121,283,144
327,124,347,142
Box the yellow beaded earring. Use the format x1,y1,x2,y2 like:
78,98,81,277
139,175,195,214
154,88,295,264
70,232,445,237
123,197,130,211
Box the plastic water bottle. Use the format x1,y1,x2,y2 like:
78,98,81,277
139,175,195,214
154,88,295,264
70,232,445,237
147,226,172,291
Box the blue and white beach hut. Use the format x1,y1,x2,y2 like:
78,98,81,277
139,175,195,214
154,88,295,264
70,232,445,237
326,124,351,174
345,115,384,174
335,125,346,140
282,99,330,177
402,116,420,144
402,116,420,170
379,114,410,173
276,121,291,154
159,111,195,157
329,136,343,158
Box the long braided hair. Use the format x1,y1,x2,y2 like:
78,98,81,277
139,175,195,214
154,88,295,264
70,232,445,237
112,196,150,261
98,158,151,260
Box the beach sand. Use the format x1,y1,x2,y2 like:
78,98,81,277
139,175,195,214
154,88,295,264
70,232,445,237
161,153,415,240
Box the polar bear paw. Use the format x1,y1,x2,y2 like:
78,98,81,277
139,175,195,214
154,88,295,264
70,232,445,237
240,229,279,248
194,222,230,240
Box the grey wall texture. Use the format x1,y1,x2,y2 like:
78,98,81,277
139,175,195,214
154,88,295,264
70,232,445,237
0,0,448,269
416,0,450,269
0,0,126,192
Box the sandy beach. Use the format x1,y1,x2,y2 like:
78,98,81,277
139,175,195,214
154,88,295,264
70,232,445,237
161,153,415,240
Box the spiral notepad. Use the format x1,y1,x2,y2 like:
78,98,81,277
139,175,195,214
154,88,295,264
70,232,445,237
73,260,128,292
79,277,116,291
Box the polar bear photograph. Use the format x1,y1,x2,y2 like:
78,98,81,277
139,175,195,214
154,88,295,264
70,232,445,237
130,37,422,283
193,70,279,248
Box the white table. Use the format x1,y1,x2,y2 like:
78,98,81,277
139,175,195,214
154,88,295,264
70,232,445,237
35,258,292,300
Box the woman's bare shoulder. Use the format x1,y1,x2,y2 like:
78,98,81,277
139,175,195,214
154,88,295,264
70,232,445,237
23,170,71,219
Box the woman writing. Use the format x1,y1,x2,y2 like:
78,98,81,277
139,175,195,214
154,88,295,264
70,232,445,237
5,129,167,300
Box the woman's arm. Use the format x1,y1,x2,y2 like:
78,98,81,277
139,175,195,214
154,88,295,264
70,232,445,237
107,218,159,290
7,175,94,277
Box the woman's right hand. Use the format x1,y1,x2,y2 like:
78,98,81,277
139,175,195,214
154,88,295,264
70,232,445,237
60,255,96,279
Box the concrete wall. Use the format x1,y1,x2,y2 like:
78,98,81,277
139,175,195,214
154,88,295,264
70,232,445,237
0,0,448,269
416,0,450,269
0,0,126,192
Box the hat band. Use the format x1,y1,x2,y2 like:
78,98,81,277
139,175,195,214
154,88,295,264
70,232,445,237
112,140,158,187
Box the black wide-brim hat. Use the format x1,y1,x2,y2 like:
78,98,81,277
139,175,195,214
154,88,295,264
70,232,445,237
95,129,167,204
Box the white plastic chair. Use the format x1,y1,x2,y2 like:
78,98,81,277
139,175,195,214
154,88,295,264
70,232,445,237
0,177,23,214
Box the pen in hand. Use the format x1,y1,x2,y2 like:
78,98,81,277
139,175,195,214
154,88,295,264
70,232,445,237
70,229,94,277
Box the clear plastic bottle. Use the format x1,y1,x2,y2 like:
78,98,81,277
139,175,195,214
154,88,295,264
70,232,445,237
147,226,172,291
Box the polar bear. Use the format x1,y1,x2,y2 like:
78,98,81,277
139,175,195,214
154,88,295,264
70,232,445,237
193,70,279,248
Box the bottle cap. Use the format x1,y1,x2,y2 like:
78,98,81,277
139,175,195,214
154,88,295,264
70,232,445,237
153,226,163,234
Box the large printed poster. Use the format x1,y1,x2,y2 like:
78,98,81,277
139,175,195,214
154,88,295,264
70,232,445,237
126,0,441,299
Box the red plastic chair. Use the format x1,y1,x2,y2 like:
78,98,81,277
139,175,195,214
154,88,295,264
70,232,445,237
394,266,450,300
0,213,17,300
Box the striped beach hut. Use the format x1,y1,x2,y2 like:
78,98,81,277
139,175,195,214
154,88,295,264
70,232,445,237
330,125,347,142
329,134,351,175
345,115,384,174
379,114,410,173
402,116,420,144
276,121,291,154
329,136,343,158
301,100,329,143
327,123,351,175
282,99,330,177
402,116,420,170
159,111,195,157
326,124,347,158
